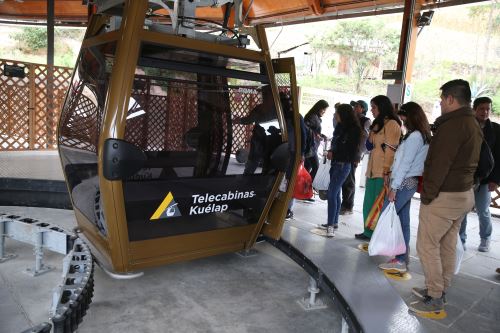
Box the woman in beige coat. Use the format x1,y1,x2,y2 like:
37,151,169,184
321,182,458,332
355,95,402,240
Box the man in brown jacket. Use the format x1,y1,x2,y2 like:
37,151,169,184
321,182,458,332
409,79,482,315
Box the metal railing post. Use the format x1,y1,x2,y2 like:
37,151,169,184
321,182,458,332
26,228,54,276
0,219,16,263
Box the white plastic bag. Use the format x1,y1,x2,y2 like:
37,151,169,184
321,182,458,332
368,202,406,257
279,177,288,192
313,160,330,191
454,235,464,275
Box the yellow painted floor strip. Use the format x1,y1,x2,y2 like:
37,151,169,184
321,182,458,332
384,271,412,281
357,243,369,253
412,310,447,320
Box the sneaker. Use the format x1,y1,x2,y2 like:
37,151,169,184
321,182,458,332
354,233,370,240
326,226,335,237
378,259,407,272
412,287,447,304
285,210,293,220
478,239,490,252
318,223,328,230
409,296,444,314
340,208,353,215
318,190,328,200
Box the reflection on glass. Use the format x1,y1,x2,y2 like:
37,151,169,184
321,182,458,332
120,43,284,240
58,42,116,237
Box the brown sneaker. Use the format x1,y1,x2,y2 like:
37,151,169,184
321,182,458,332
409,296,444,314
339,208,353,215
412,287,447,304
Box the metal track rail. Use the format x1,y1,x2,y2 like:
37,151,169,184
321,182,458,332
263,235,362,333
0,214,95,333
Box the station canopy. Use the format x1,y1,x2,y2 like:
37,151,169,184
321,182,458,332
0,0,485,27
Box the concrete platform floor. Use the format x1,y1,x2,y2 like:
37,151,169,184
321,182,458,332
0,151,63,181
288,189,500,333
0,151,499,332
0,207,341,333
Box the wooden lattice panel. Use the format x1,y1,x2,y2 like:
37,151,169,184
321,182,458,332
165,83,198,151
34,64,73,149
125,78,199,152
0,58,72,151
0,59,30,150
229,87,261,153
276,73,292,97
59,81,101,153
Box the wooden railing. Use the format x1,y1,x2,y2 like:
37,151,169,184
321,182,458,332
0,58,72,150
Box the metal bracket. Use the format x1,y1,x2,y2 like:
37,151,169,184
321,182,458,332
341,317,349,333
25,228,55,277
95,258,144,280
0,214,71,276
0,219,17,262
236,248,258,258
297,276,328,310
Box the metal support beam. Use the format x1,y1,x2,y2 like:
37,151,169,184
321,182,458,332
395,0,421,106
26,228,55,276
47,0,54,67
307,0,325,15
47,0,55,147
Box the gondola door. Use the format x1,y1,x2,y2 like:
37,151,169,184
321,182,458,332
261,58,301,239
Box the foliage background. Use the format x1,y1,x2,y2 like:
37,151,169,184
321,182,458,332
0,3,498,117
266,2,499,117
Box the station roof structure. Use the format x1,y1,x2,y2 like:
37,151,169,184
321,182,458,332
0,0,488,27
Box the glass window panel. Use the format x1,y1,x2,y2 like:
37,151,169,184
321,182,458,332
58,42,116,237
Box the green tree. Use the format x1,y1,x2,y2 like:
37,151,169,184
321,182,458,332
12,27,47,52
469,1,500,85
309,20,399,93
308,34,332,77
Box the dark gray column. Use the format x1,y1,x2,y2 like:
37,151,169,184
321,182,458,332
46,0,55,147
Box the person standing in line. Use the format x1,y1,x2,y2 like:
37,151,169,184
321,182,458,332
282,94,308,220
340,100,371,215
355,95,401,240
304,100,329,182
459,97,500,252
317,104,362,237
410,79,482,314
377,102,431,273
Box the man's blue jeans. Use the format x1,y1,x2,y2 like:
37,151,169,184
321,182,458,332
327,162,351,226
459,184,492,243
381,184,417,263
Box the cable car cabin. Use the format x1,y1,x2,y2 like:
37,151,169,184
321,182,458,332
57,0,301,273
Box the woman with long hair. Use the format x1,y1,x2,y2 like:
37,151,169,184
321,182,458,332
318,104,362,237
378,102,431,272
304,100,329,182
356,95,402,240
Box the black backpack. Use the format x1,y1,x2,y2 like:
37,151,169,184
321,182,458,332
474,139,494,184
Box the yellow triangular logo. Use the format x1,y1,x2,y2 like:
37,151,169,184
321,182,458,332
150,192,182,220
